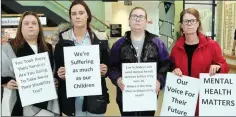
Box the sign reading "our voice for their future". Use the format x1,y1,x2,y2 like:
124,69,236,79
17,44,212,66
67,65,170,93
160,72,200,116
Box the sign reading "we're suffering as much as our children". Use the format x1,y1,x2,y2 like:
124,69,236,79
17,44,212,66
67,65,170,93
64,45,102,98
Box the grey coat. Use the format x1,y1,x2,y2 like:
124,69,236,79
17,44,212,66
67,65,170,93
1,43,60,116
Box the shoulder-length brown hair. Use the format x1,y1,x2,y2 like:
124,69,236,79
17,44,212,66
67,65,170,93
10,11,48,52
179,8,202,36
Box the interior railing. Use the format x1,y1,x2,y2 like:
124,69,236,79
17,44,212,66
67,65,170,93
53,0,109,32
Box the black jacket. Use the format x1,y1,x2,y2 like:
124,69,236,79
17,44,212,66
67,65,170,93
108,31,171,103
54,28,109,116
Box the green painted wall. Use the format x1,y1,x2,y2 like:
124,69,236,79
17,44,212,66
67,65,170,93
174,1,183,40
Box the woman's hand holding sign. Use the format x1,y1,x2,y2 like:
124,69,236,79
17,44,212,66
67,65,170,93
58,67,66,80
156,80,161,95
100,64,108,77
117,77,125,91
3,80,18,90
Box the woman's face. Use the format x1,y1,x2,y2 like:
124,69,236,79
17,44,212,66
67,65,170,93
181,13,199,35
70,4,88,28
21,15,39,41
129,9,147,32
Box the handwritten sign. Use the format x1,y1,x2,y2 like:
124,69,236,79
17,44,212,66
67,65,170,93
64,45,102,98
122,63,157,112
160,72,200,116
12,52,57,107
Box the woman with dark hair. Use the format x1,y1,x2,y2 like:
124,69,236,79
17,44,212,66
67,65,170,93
108,7,171,116
53,0,109,116
170,8,229,116
1,11,59,116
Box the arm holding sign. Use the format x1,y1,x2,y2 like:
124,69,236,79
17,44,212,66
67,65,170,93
100,64,108,77
172,68,183,77
170,47,183,77
108,39,124,86
47,43,59,88
210,41,229,75
47,43,55,73
1,45,18,89
2,80,18,90
99,40,109,78
153,37,171,90
1,76,15,86
57,67,66,80
53,37,69,82
117,78,125,91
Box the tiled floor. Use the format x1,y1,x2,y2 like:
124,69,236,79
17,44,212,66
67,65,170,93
105,69,236,116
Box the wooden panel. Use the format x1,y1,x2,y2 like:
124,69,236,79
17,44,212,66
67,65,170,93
229,64,236,69
224,54,236,60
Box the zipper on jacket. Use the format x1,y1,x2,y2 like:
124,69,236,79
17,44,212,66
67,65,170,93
126,36,138,63
130,44,138,63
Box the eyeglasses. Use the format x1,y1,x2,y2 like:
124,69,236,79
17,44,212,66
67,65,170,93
181,19,198,25
130,15,146,21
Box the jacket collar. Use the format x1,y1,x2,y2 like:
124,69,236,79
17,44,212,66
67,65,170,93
10,40,47,57
60,28,100,45
123,30,155,43
175,32,210,49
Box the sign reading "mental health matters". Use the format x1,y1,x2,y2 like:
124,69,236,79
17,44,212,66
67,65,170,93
200,74,236,116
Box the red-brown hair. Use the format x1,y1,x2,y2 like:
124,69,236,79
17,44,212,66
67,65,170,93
179,8,202,36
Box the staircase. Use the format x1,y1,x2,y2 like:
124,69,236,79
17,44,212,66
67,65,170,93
2,0,109,32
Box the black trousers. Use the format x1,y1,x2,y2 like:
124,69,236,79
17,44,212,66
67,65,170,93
117,101,155,116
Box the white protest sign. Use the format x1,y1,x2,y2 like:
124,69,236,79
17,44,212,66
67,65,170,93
12,52,57,107
122,63,157,112
64,45,102,98
160,72,200,116
200,73,236,116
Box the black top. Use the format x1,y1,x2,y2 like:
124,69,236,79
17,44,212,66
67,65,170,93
184,43,199,76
